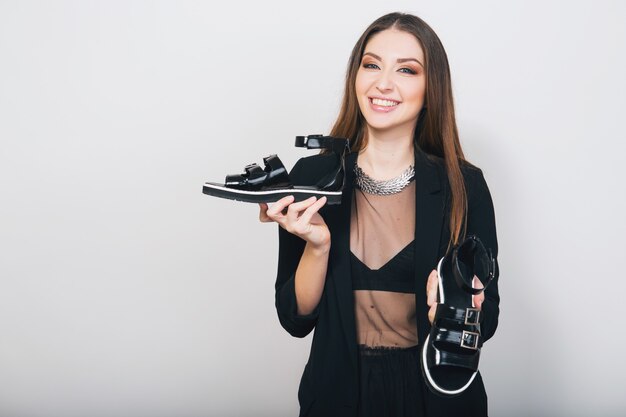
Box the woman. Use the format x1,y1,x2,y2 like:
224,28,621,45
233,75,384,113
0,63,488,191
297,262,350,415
259,12,500,417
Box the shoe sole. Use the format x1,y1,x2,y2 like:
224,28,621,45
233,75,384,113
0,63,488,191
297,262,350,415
202,182,343,205
419,255,478,397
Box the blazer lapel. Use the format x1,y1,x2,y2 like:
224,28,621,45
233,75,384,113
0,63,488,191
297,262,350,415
413,145,446,343
328,151,358,373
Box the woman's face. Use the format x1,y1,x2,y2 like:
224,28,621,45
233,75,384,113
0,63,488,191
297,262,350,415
355,29,426,134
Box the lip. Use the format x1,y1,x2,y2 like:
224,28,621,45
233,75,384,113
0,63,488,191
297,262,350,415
368,96,401,113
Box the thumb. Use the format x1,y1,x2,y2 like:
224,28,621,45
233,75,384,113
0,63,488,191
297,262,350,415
426,269,438,307
472,275,485,310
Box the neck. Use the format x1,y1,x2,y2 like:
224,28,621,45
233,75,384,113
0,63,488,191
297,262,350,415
358,124,415,180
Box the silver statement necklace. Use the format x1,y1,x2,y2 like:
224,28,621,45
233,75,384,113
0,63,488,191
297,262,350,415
354,162,415,195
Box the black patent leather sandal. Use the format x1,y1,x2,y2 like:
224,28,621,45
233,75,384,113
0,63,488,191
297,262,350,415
202,134,349,204
420,235,496,397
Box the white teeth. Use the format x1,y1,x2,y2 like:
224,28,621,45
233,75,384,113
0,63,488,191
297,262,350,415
371,98,399,107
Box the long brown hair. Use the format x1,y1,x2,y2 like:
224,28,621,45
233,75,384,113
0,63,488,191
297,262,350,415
326,12,474,252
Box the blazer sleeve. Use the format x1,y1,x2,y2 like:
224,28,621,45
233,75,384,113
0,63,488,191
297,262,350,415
466,168,500,342
274,158,321,338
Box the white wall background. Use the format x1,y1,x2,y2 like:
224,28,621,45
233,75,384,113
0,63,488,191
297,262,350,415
1,1,625,416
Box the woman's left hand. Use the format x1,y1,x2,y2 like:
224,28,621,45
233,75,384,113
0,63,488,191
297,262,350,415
426,269,485,325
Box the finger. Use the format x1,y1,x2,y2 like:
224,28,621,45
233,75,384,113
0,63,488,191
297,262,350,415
473,275,484,290
258,203,271,222
428,303,437,325
266,195,295,219
286,196,318,222
297,196,327,225
426,269,439,307
287,196,318,215
473,294,484,310
274,196,316,233
472,275,485,309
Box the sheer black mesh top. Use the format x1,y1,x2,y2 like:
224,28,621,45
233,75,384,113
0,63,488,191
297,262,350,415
350,166,418,348
350,240,415,293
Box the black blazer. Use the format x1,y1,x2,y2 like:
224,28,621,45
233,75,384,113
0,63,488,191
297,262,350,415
274,145,500,417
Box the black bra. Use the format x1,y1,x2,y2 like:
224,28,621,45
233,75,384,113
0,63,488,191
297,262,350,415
350,239,415,293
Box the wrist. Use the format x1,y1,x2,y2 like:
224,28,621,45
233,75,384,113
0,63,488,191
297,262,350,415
306,240,331,256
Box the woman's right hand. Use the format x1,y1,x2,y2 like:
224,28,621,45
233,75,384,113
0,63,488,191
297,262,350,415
259,195,331,250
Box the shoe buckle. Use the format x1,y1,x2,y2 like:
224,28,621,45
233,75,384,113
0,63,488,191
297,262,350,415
464,308,481,325
460,330,479,350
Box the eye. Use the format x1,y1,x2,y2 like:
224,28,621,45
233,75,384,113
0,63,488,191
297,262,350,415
362,62,417,75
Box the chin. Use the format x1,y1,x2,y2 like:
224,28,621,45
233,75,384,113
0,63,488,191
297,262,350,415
366,123,401,132
364,117,408,131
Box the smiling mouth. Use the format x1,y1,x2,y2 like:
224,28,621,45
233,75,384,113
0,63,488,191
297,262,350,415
369,97,400,107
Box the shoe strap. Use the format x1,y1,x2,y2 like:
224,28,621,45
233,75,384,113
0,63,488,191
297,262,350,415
452,235,496,295
225,156,291,189
295,134,349,152
261,154,291,187
242,163,265,178
435,303,482,326
262,154,283,171
225,162,266,188
433,327,483,351
435,349,481,371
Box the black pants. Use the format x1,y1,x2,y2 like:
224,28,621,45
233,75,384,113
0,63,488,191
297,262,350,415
356,344,426,417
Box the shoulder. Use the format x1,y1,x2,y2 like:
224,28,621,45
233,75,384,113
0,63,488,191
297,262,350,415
426,153,489,199
459,160,494,209
421,151,484,185
460,159,485,187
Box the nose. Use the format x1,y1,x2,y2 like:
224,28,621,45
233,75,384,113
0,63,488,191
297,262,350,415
376,69,394,93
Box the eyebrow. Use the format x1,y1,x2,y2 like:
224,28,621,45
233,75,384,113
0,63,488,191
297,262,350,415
362,52,423,67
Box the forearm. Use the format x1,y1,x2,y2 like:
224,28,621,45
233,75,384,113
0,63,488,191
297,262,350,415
294,241,330,316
